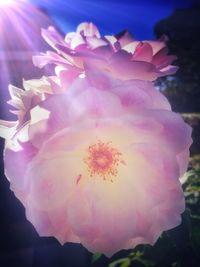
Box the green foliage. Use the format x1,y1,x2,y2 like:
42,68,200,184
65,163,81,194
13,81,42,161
92,253,103,264
183,159,200,208
183,157,200,255
108,251,155,267
154,5,200,113
108,258,131,267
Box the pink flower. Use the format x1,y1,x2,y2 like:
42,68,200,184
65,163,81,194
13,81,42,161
33,22,178,81
0,71,192,256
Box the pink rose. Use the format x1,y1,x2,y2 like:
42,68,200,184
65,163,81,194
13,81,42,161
0,71,192,256
33,22,178,81
4,76,60,129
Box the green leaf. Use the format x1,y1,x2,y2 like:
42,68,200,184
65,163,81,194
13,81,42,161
120,259,131,267
134,258,155,267
91,252,102,264
108,258,128,267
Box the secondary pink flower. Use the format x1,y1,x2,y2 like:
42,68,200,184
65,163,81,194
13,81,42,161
0,72,192,256
4,76,60,129
33,22,177,81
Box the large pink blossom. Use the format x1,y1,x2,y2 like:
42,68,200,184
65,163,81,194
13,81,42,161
33,22,178,81
0,70,192,256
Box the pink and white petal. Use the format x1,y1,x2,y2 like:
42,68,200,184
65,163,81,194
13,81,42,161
122,41,140,54
152,47,177,69
111,80,171,110
131,81,171,110
55,231,80,245
107,50,160,80
104,35,119,51
25,206,54,236
86,36,108,50
70,32,86,49
128,110,192,154
8,85,25,102
23,77,51,93
0,120,17,139
144,40,166,55
84,68,170,111
55,44,98,68
68,180,139,256
28,119,49,148
176,147,190,177
109,58,159,81
30,104,50,125
26,199,80,243
42,27,66,50
25,156,78,210
148,110,192,153
132,42,153,62
4,140,37,190
159,65,179,76
109,49,132,62
55,67,80,92
77,22,101,38
65,31,76,44
32,51,70,68
91,45,113,59
28,95,72,148
126,144,184,239
46,75,63,94
115,30,134,47
84,67,118,91
28,103,54,149
47,204,80,244
67,88,124,122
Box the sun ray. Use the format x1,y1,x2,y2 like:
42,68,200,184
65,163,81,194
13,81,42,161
0,0,56,119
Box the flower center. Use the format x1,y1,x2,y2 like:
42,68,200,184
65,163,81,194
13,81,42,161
84,140,125,180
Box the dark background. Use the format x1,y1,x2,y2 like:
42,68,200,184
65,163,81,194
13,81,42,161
0,0,200,266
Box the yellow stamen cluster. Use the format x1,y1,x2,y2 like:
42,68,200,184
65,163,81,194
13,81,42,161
84,140,125,180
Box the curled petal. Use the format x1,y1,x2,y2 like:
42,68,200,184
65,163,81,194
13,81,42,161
133,42,153,62
0,120,17,139
42,26,66,50
77,22,101,38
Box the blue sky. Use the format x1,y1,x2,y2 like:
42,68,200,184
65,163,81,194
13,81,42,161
32,0,196,39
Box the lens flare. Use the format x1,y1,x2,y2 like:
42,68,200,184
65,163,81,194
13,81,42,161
0,0,56,119
0,0,13,6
